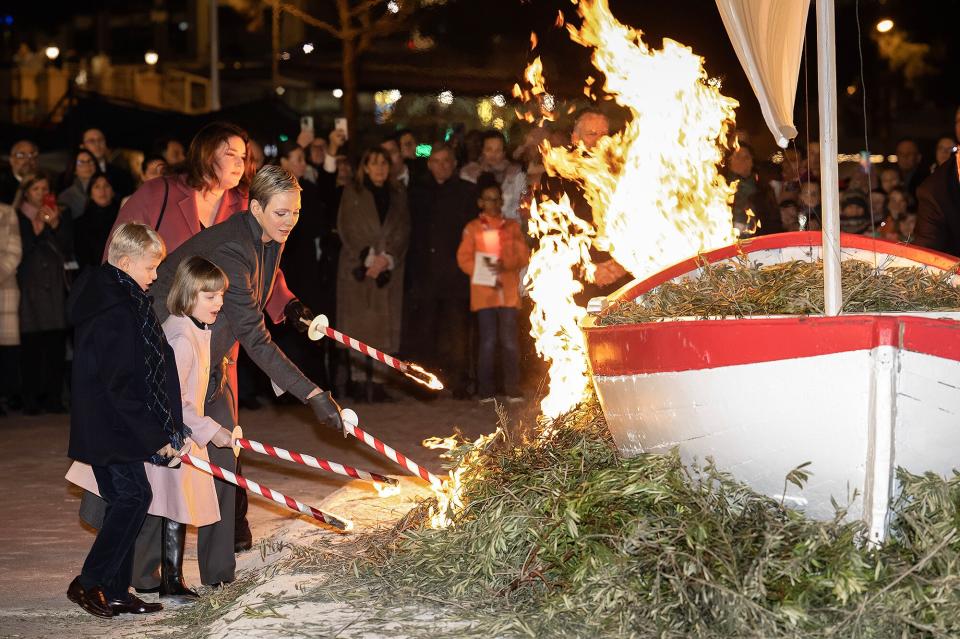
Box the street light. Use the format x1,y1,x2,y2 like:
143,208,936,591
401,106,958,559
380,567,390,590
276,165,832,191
875,18,894,33
45,46,60,61
332,88,343,98
144,50,159,66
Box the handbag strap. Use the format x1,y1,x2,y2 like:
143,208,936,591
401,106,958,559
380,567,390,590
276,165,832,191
154,177,170,232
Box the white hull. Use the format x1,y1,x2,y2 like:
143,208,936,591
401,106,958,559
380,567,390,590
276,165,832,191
583,233,960,540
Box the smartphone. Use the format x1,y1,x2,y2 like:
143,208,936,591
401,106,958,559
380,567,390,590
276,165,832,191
334,117,348,141
300,115,314,133
42,193,57,210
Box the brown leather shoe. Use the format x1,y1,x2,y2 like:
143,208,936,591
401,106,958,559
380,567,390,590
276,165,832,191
67,577,113,619
108,594,163,615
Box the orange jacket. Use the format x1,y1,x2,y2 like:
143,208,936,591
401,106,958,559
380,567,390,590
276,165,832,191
456,215,530,311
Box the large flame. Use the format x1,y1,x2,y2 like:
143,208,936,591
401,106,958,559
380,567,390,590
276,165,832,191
525,195,596,419
527,0,738,418
427,0,740,528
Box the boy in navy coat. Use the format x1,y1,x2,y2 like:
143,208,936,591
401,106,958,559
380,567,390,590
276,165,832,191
66,222,187,618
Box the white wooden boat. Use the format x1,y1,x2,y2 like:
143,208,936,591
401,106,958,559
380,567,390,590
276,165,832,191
582,231,960,541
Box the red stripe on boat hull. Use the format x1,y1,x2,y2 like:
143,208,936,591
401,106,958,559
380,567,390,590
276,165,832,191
585,314,960,376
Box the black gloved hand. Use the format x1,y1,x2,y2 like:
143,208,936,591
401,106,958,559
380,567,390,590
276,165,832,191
284,299,313,334
307,391,344,434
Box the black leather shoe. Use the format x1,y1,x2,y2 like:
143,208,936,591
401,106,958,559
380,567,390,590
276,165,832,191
108,594,163,614
134,585,160,594
67,577,113,619
159,519,199,599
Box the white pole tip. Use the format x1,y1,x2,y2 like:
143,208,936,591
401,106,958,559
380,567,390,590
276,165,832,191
340,408,359,426
307,314,330,341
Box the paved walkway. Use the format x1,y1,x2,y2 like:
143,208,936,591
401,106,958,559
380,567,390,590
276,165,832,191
0,393,533,638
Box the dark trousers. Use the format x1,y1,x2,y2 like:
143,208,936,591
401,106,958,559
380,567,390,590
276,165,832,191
81,448,238,588
133,448,236,587
79,462,152,600
477,307,520,398
198,443,237,584
20,330,66,411
403,297,472,395
0,345,19,408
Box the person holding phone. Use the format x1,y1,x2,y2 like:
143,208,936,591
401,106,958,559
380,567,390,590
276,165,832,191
14,172,73,414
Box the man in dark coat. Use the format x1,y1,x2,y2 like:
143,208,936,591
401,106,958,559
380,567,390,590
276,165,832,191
142,165,343,586
0,140,39,204
538,109,631,306
913,153,960,255
81,128,135,198
404,143,477,397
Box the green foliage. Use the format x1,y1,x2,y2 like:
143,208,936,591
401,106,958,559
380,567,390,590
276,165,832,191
599,257,960,324
295,401,960,638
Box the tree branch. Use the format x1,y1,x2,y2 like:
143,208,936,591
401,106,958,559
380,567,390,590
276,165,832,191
349,0,387,18
277,1,344,40
356,1,414,53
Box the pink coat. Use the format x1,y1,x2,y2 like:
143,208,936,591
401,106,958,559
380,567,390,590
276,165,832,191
110,174,295,324
65,314,223,526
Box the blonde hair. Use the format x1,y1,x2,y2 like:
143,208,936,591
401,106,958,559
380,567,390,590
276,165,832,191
166,256,228,316
249,164,300,209
107,222,166,266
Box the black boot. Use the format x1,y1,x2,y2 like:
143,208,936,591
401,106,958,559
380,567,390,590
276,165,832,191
159,519,199,600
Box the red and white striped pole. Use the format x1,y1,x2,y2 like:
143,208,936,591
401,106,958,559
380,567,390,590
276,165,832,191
234,438,398,486
301,315,442,390
179,453,352,531
339,408,445,489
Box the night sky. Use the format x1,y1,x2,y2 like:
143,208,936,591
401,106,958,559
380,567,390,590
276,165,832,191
4,0,957,153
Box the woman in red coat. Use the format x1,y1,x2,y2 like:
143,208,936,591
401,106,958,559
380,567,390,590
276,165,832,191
111,121,296,323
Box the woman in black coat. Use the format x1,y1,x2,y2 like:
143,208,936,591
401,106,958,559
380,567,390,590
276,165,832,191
275,142,340,389
15,172,73,414
74,173,120,270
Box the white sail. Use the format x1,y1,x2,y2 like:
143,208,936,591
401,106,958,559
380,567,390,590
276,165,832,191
716,0,811,148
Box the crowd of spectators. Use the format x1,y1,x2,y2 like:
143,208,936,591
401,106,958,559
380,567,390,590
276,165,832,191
729,110,960,244
1,108,959,415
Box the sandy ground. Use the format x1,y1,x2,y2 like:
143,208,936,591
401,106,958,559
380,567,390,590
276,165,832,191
0,393,528,638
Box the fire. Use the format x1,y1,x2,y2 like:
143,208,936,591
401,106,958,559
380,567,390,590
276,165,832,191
425,0,740,529
527,0,738,418
403,362,444,390
525,195,595,419
423,432,500,529
373,481,401,498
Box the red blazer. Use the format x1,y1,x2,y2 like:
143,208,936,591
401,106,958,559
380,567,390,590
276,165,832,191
110,175,295,322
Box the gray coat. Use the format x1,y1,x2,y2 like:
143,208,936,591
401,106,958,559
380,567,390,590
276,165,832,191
151,211,317,428
336,182,410,354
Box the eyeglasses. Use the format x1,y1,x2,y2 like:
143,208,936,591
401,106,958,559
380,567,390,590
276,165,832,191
13,151,38,160
76,158,95,165
480,196,503,202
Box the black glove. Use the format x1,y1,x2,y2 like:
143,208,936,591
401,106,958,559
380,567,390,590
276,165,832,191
308,391,344,434
284,299,313,334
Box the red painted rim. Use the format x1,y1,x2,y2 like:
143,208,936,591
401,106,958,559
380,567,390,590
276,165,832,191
586,314,960,376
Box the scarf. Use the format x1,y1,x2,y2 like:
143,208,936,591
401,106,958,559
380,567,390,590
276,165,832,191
364,176,391,224
109,265,188,463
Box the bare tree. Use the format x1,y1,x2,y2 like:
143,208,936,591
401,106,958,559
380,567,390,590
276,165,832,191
271,0,415,123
